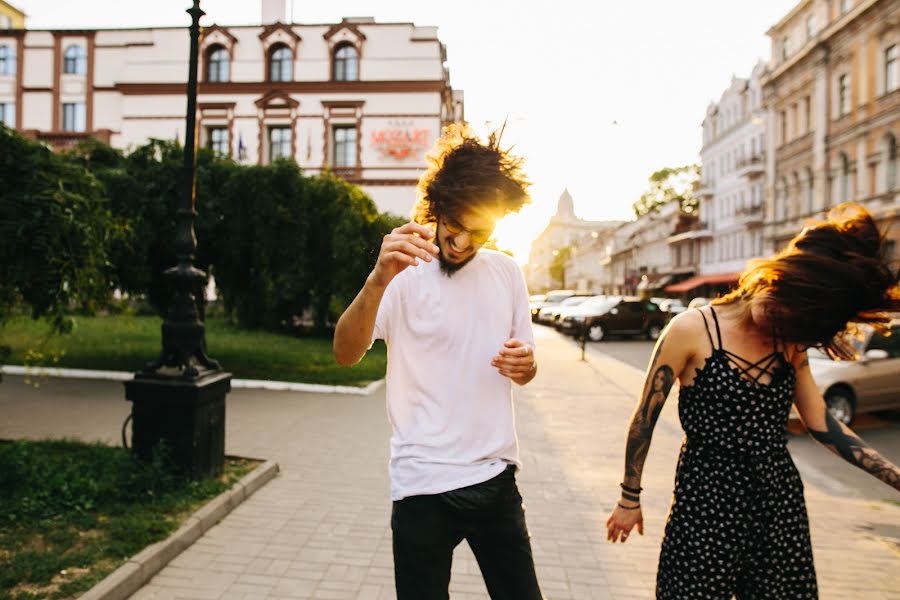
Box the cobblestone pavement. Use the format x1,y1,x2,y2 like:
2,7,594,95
1,326,899,599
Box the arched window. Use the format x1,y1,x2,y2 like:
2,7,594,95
840,152,851,203
886,134,897,193
206,46,229,82
333,44,358,81
268,44,292,82
63,45,86,75
0,44,15,77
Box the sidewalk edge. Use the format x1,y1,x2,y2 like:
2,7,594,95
78,459,280,600
0,365,384,396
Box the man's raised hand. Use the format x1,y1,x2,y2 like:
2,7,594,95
369,222,439,289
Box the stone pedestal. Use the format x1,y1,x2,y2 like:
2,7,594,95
124,371,231,478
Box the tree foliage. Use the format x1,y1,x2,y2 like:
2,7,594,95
632,164,700,217
0,126,114,332
549,246,572,289
0,126,403,339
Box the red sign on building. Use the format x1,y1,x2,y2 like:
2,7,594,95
370,128,430,160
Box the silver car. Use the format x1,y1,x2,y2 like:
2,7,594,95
808,321,900,424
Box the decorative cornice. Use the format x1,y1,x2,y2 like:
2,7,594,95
254,89,298,109
258,22,301,44
323,19,367,43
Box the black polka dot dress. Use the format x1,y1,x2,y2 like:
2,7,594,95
656,307,818,599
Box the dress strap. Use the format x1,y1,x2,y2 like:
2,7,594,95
697,308,717,351
708,305,724,351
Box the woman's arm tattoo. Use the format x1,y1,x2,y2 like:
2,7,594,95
809,413,900,491
623,338,675,488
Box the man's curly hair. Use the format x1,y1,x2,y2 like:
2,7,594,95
412,123,531,225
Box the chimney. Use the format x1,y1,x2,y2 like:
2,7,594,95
261,0,288,24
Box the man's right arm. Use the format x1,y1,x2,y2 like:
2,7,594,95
333,221,438,366
333,277,388,366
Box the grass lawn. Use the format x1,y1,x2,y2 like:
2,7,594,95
0,439,256,600
0,315,385,386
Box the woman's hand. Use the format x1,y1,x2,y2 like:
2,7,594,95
606,501,644,543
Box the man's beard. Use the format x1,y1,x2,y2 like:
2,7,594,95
438,247,477,276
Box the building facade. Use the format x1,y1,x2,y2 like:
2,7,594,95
0,2,464,217
763,0,899,258
694,63,768,294
526,189,622,293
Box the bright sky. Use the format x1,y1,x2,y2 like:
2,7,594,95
17,0,798,264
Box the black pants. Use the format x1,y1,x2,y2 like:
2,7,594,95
391,465,543,600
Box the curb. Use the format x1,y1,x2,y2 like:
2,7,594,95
79,459,280,600
0,365,385,396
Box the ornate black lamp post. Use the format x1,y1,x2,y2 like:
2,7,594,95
125,0,231,478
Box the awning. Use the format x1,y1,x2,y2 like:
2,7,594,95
664,272,741,294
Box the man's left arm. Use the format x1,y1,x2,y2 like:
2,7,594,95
491,265,537,386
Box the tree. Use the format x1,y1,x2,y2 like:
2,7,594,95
549,246,572,289
0,126,114,332
632,164,700,217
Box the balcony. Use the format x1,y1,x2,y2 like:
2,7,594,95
22,129,113,151
667,221,712,244
696,185,715,199
734,204,764,227
735,155,765,179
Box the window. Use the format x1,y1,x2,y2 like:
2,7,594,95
333,126,357,167
838,74,850,116
63,45,86,75
0,44,15,76
886,45,898,94
840,0,852,14
804,96,812,132
268,126,291,161
333,44,358,81
887,134,897,192
206,46,229,82
805,168,815,214
62,102,86,132
781,36,789,61
0,102,14,128
207,127,228,156
806,15,816,40
0,15,11,29
780,110,787,143
268,45,292,82
840,153,851,202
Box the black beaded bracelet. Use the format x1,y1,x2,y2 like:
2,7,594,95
617,502,640,510
620,491,641,503
620,482,643,495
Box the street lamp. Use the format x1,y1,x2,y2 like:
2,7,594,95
124,0,231,479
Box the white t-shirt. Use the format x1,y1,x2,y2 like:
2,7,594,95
372,249,535,501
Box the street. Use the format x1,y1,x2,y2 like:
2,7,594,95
2,324,899,598
537,323,900,506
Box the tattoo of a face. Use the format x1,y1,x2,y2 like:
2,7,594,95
623,336,676,487
809,413,900,491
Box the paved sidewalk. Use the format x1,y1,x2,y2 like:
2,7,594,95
1,327,899,599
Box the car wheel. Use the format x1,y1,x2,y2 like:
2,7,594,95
588,324,605,342
825,388,855,425
646,324,662,341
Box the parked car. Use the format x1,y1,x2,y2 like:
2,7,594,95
808,320,900,425
687,297,710,309
564,296,667,342
530,290,592,322
537,295,590,325
557,295,615,334
528,294,547,316
659,298,687,316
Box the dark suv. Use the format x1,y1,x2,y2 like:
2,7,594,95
567,296,667,342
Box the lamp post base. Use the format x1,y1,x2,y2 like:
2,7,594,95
124,370,231,479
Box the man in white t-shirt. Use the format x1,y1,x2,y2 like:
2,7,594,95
334,125,543,599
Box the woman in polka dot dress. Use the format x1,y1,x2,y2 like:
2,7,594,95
606,204,900,599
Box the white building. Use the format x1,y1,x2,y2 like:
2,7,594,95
0,0,463,217
526,189,622,293
691,63,768,296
